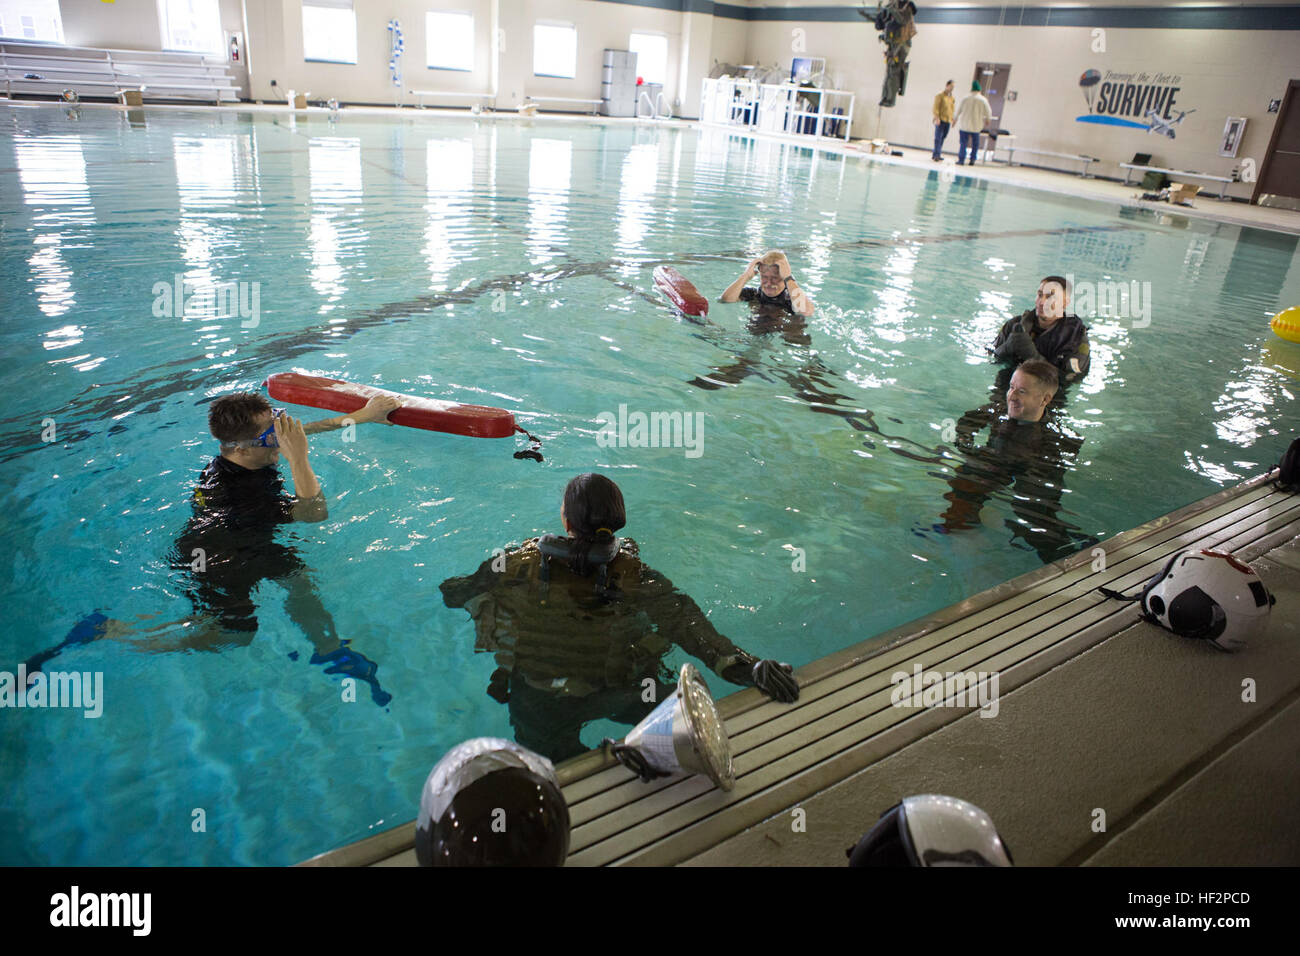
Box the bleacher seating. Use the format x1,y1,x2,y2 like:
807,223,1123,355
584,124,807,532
1,38,238,104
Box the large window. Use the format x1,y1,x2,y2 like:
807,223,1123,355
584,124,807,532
159,0,223,56
629,32,667,86
0,0,64,43
303,0,356,64
533,23,576,79
426,11,473,71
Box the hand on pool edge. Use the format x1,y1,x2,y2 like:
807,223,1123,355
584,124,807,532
752,659,800,703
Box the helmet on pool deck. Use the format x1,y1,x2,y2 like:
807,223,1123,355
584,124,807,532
415,738,570,867
1139,549,1275,652
847,794,1013,867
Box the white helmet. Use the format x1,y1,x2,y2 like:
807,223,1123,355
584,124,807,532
1139,550,1274,651
847,794,1013,867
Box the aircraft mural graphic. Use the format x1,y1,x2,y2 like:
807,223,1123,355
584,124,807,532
1074,68,1195,137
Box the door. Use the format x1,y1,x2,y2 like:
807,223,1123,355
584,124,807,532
1254,79,1300,209
973,62,1011,133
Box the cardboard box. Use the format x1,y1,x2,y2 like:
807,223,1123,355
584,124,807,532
293,94,307,110
119,89,143,107
1169,182,1201,204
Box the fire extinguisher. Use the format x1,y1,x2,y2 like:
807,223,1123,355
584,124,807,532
230,35,240,62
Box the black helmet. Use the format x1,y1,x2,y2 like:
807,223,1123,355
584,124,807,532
415,738,570,867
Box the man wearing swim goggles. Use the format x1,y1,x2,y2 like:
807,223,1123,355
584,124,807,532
165,389,403,705
221,406,286,450
719,249,815,317
212,392,399,519
22,390,401,706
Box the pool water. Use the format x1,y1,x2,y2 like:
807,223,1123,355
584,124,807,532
1,105,1297,865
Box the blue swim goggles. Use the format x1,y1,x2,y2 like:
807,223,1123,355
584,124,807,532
222,408,284,449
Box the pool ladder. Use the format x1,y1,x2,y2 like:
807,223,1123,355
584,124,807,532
636,89,671,120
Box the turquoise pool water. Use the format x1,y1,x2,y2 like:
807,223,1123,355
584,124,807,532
1,104,1297,865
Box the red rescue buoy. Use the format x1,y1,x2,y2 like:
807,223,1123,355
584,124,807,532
265,372,518,439
653,266,709,317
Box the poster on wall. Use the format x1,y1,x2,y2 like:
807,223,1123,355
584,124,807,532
1076,68,1196,139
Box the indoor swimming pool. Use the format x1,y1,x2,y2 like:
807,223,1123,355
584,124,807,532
1,103,1297,865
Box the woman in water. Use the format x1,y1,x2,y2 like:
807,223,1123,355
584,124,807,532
439,473,799,763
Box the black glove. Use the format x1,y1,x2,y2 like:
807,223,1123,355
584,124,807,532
752,659,800,703
993,320,1034,363
1009,326,1041,363
487,666,511,704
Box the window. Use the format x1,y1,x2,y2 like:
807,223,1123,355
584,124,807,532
629,32,667,86
426,11,473,71
159,0,223,56
303,0,356,64
0,0,64,43
533,23,576,79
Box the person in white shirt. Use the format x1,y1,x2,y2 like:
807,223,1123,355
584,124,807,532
954,81,993,165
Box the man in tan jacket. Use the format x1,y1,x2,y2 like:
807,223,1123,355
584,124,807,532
932,79,955,161
955,80,993,165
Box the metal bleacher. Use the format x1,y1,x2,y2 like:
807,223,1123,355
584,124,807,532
1,38,238,104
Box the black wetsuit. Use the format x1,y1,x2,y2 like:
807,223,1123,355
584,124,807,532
440,537,761,763
171,456,301,633
938,399,1094,563
992,310,1091,383
739,285,796,316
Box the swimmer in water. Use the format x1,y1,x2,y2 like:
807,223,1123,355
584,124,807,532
439,473,799,763
927,359,1098,563
24,390,401,706
692,248,828,392
991,276,1091,384
719,249,815,317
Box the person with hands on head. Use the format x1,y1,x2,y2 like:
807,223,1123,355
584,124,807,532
721,250,815,317
991,275,1091,384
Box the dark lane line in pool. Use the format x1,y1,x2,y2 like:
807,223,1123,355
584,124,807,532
0,223,1137,462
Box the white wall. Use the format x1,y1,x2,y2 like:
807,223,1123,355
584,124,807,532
244,0,721,115
42,2,1300,201
745,15,1300,200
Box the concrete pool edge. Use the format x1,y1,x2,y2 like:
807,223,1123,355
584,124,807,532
297,470,1299,866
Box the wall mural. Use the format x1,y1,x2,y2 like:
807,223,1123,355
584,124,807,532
1076,68,1196,139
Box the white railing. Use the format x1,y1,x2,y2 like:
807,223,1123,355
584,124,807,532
700,77,853,142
